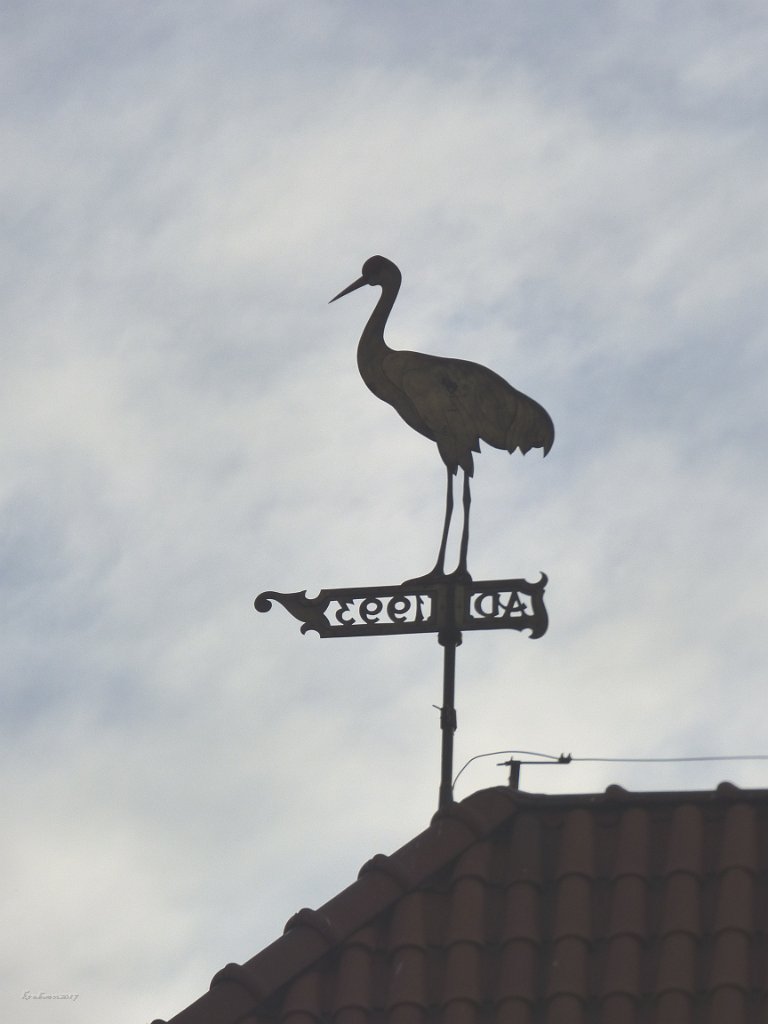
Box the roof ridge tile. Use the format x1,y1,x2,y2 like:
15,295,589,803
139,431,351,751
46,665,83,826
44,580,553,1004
343,922,378,951
453,837,494,879
431,793,508,840
283,908,339,945
358,851,417,892
208,961,269,1001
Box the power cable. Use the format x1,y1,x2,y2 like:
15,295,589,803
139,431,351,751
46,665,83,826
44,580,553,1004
452,750,768,790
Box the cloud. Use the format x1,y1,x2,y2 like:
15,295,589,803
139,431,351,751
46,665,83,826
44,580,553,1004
3,4,768,1021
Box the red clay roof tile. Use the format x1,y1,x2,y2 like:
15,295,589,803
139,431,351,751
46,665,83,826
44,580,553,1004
612,806,650,880
497,938,538,1004
500,881,540,944
714,867,753,933
607,874,647,939
602,933,642,997
598,990,638,1024
719,802,757,871
659,871,701,935
154,784,768,1024
555,809,596,881
664,804,704,876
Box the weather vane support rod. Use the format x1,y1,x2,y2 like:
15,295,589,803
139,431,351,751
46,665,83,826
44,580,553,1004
437,616,461,811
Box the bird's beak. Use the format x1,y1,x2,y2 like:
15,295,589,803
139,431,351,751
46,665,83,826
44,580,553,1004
329,275,366,303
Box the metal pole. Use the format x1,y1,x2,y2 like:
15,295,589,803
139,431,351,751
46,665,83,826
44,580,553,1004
437,634,458,810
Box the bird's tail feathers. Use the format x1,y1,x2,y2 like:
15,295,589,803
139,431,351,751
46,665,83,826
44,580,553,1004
505,397,554,456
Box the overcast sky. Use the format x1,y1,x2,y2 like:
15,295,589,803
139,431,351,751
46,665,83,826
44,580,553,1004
4,2,768,1021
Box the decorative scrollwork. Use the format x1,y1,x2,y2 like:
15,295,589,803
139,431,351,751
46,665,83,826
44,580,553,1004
255,585,439,637
254,590,331,635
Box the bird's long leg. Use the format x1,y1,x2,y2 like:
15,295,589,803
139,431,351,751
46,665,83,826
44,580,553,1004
458,471,472,579
432,466,454,578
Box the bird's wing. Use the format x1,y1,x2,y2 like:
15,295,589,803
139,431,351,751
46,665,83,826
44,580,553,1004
432,356,554,457
385,352,553,474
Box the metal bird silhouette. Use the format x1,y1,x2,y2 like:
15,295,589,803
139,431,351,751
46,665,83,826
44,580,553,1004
330,255,554,581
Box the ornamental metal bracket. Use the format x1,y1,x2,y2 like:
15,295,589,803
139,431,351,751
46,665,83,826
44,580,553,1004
255,573,548,640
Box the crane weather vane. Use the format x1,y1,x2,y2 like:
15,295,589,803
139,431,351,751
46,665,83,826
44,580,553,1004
256,256,554,810
330,255,553,581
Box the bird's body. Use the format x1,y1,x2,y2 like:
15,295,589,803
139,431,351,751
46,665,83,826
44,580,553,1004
331,256,553,579
366,347,553,476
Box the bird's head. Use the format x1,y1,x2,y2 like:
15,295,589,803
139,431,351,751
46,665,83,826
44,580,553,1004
329,255,401,303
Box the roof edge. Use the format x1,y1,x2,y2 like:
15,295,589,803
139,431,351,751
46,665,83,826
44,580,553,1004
157,787,519,1023
155,781,768,1024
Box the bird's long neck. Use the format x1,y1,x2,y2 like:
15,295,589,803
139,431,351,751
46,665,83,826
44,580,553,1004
357,274,400,387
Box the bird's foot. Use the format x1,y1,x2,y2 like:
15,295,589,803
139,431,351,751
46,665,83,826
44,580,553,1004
402,567,473,588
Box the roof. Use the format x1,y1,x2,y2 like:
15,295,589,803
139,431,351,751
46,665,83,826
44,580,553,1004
153,783,768,1024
